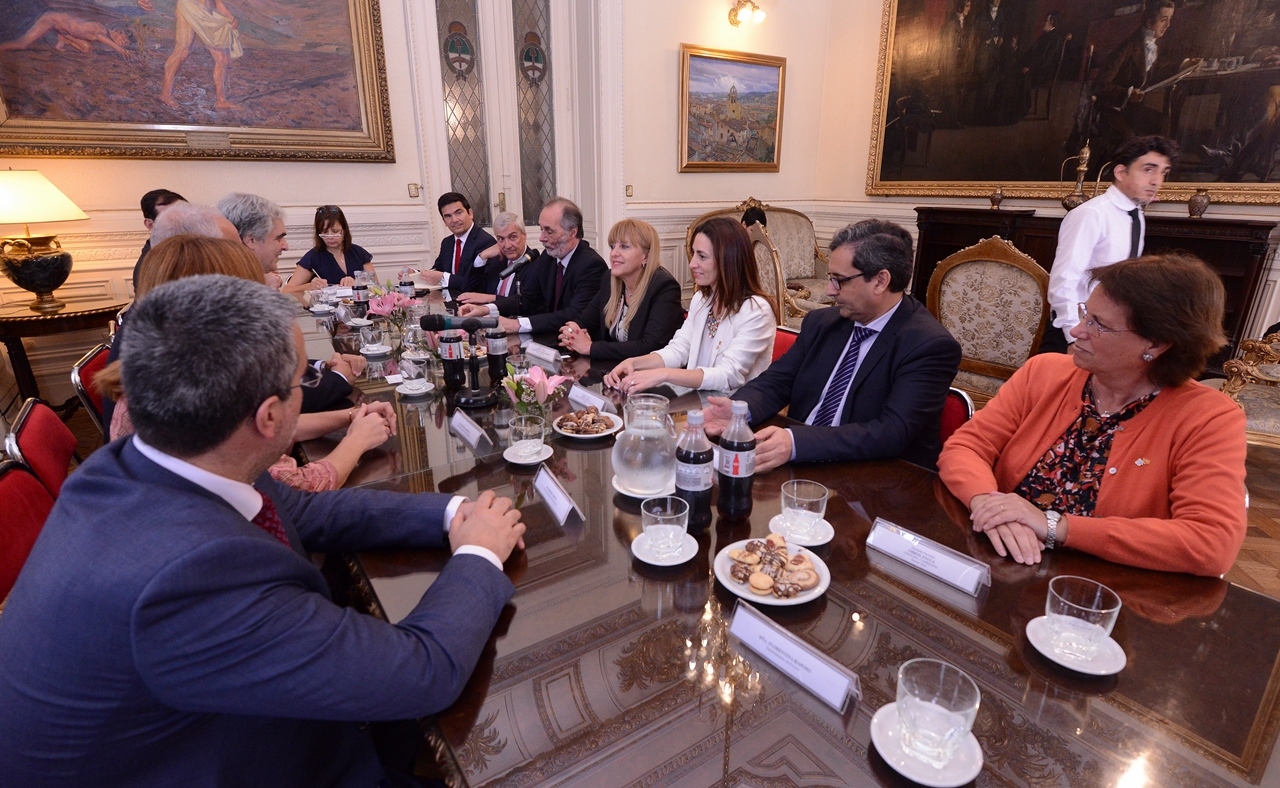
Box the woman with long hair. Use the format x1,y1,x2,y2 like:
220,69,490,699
285,205,375,292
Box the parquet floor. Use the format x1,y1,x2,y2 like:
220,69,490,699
64,411,1280,601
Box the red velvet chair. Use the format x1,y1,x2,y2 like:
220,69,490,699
72,342,112,438
0,460,55,604
772,327,799,363
5,399,79,498
939,387,975,446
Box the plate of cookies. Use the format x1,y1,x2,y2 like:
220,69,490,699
553,407,623,439
714,534,830,606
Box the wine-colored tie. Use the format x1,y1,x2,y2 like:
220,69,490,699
453,238,463,275
553,261,565,310
251,490,291,548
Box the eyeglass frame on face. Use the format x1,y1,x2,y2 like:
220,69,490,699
827,269,876,289
1076,302,1134,337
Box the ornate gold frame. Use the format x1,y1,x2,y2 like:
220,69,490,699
0,0,393,161
866,0,1280,205
678,44,785,173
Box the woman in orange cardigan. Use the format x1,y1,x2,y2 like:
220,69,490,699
939,254,1247,576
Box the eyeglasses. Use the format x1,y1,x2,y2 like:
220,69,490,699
828,270,874,289
1076,303,1134,336
316,205,342,214
293,365,324,390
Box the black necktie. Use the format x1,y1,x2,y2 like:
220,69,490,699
1128,207,1141,259
553,261,565,310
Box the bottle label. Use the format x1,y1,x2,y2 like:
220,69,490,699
353,286,368,302
440,341,463,360
676,461,713,491
399,283,415,297
486,336,507,354
717,448,755,478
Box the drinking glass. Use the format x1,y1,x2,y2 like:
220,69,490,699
510,415,545,461
895,659,980,769
640,496,689,560
400,358,428,393
401,326,429,358
359,327,385,353
507,353,532,376
1045,576,1122,660
780,480,829,541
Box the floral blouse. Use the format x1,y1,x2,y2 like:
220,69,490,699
1013,380,1159,516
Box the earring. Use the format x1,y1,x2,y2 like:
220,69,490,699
1142,353,1154,362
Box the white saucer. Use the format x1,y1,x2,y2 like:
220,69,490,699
768,513,834,547
395,382,435,397
869,703,983,788
611,474,676,498
309,304,335,314
1025,616,1127,676
347,317,373,327
631,533,698,566
359,344,392,356
504,444,553,465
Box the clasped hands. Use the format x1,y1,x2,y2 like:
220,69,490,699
968,492,1050,565
558,321,591,355
450,490,527,563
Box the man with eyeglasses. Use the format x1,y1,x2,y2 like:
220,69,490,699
0,275,526,786
703,219,961,472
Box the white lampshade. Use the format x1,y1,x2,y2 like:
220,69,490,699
0,170,89,228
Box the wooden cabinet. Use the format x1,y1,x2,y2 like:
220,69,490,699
912,207,1277,364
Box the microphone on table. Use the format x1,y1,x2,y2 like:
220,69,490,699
419,314,498,332
498,251,533,279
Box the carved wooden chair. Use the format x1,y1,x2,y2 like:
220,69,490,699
744,223,788,328
1202,332,1280,448
926,236,1050,407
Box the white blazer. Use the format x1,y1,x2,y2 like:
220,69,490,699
655,292,775,392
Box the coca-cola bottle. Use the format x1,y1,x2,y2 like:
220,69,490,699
398,268,415,297
716,400,756,519
675,410,714,533
438,329,467,389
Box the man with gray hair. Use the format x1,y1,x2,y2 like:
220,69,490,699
0,274,526,785
149,202,241,247
457,211,542,317
216,192,289,289
703,219,961,472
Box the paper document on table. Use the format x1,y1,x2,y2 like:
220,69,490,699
865,518,990,596
729,601,861,712
1143,62,1201,92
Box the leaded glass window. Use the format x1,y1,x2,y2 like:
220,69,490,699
512,0,556,217
437,0,492,225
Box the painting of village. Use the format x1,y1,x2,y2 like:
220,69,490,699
679,45,785,172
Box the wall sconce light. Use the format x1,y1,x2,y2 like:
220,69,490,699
729,0,766,27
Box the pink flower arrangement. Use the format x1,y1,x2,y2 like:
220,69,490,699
503,363,570,415
366,292,420,332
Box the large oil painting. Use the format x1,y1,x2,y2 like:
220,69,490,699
0,0,392,160
679,44,785,172
868,0,1280,203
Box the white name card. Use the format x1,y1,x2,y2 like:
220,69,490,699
334,287,354,297
729,601,862,712
567,383,616,414
865,518,991,596
383,374,404,384
525,341,560,363
450,409,488,450
534,465,583,525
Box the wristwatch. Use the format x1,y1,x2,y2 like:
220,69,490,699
1044,511,1062,550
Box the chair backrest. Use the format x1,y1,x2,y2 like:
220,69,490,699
5,399,79,498
772,327,799,363
0,460,55,604
745,223,787,328
926,236,1050,380
684,197,827,282
71,342,112,437
940,387,975,445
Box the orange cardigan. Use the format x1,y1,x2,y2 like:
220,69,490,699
938,354,1247,576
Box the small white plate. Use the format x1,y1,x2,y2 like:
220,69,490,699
359,344,393,356
309,304,335,314
631,533,698,566
768,513,834,547
611,474,676,498
347,317,373,327
1025,616,1127,676
504,444,553,466
869,703,983,788
553,412,623,439
395,382,435,397
713,539,830,606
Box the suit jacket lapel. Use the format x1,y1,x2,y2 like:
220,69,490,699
845,297,916,404
687,294,708,367
794,314,854,421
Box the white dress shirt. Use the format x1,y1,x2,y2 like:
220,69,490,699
1048,185,1144,342
438,224,481,288
516,243,577,333
132,436,500,569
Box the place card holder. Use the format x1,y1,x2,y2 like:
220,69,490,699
729,601,862,712
567,383,616,414
450,409,490,451
534,465,584,525
333,287,354,298
384,374,404,385
865,518,990,597
525,341,561,363
866,549,988,617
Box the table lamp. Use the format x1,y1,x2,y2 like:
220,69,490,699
0,170,89,313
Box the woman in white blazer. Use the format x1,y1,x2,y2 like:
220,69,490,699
604,217,778,393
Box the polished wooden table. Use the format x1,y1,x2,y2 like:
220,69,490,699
0,294,126,402
295,357,1280,787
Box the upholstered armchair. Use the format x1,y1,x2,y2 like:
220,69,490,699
926,236,1050,406
1203,333,1280,448
744,223,789,328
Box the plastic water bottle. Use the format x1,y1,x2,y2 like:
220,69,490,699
716,401,755,519
676,410,714,533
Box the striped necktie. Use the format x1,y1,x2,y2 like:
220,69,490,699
810,326,875,427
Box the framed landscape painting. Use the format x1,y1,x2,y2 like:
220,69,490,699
679,44,786,173
868,0,1280,204
0,0,393,161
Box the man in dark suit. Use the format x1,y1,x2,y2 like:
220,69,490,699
704,220,961,472
1095,0,1176,143
456,211,543,318
460,197,607,335
421,191,497,295
0,275,526,787
131,188,185,285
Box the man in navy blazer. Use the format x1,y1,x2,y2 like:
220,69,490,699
455,211,543,318
421,191,497,294
0,275,526,787
706,220,961,471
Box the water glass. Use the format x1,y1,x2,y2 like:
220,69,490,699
780,480,828,541
510,415,545,461
641,496,689,560
400,358,428,393
1045,576,1122,660
507,353,532,377
359,327,385,352
401,326,429,358
895,659,981,769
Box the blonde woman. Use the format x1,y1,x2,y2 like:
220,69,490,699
558,219,683,361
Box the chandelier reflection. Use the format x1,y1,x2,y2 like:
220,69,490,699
684,594,761,710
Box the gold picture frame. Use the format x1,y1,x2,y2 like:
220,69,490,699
0,0,393,161
678,44,785,173
866,0,1280,205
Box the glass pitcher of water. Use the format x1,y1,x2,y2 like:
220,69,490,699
611,393,678,495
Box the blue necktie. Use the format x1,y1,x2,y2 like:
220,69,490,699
810,326,875,427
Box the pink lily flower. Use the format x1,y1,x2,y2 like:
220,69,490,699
367,294,397,316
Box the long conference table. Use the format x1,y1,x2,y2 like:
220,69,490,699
297,305,1280,788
